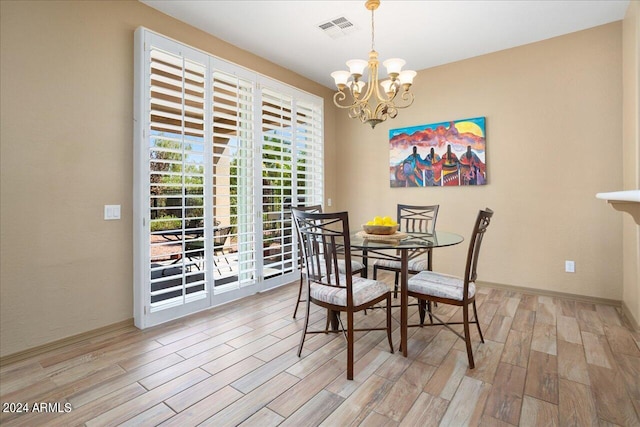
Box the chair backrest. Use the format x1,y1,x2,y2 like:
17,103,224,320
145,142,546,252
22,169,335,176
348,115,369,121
397,204,439,234
464,208,494,295
292,204,323,214
291,208,356,304
290,205,323,267
213,226,233,250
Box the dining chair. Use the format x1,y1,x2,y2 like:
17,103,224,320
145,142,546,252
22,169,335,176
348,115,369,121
407,208,494,369
372,204,439,297
212,225,233,274
291,205,366,319
291,208,393,380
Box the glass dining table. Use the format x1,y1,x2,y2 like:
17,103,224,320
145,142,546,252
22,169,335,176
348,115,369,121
350,230,464,357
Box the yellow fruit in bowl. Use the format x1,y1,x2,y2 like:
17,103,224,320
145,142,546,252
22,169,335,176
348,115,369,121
382,216,393,224
373,216,383,225
366,220,375,225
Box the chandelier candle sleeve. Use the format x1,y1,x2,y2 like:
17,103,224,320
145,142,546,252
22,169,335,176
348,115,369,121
382,58,405,76
347,59,368,77
331,0,416,128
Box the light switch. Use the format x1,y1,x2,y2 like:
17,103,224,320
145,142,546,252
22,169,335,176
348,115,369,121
565,260,575,273
104,205,121,220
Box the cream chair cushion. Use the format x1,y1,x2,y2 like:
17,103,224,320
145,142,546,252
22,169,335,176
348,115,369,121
310,275,389,307
373,257,429,272
338,259,365,273
305,259,364,276
408,270,475,301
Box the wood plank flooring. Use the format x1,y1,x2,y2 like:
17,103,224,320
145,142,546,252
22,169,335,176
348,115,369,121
1,272,639,426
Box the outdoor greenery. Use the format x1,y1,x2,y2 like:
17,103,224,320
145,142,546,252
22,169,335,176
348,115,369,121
229,136,305,234
149,136,204,231
150,215,183,232
150,134,310,234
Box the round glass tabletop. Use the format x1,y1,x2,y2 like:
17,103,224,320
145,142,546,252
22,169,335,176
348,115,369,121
350,230,464,250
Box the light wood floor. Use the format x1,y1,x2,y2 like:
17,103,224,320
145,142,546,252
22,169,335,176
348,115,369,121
1,272,639,426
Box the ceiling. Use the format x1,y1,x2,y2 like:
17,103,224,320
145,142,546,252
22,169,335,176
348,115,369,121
140,0,630,89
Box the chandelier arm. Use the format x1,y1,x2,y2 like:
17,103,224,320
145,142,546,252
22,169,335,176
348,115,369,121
359,83,374,105
393,91,415,109
333,91,355,109
357,54,378,104
350,103,371,122
375,100,393,116
361,53,395,106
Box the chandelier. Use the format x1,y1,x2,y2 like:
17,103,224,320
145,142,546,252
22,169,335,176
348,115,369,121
331,0,416,129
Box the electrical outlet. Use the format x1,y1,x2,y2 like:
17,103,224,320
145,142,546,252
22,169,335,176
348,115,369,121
327,198,332,207
565,260,575,273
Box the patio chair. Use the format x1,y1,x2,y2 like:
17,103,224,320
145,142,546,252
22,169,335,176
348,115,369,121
184,225,233,274
212,226,233,274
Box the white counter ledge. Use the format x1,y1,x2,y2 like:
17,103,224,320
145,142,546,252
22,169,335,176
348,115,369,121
596,190,640,225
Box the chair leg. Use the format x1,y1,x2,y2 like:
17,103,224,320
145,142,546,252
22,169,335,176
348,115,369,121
361,270,368,316
219,251,232,272
418,299,426,326
427,301,433,324
214,250,231,273
463,304,475,369
373,266,378,279
292,275,304,319
393,271,399,298
325,309,330,332
386,294,394,353
473,300,484,343
297,299,312,357
213,257,222,275
347,310,354,380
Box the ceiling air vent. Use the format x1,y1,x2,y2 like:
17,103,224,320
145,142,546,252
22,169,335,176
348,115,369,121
318,16,357,39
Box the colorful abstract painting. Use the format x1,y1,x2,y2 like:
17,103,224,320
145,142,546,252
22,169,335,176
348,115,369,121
389,117,486,187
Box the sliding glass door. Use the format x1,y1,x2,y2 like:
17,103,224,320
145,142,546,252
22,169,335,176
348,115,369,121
134,28,323,328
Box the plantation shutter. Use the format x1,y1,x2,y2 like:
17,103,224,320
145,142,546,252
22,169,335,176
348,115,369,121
261,87,296,279
211,67,257,292
295,99,324,207
147,42,209,314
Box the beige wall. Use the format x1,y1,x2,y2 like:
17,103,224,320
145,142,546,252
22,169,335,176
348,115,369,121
0,0,335,357
333,23,624,302
622,1,640,327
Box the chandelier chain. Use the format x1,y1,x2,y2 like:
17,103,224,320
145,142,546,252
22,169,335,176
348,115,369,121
371,8,375,52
